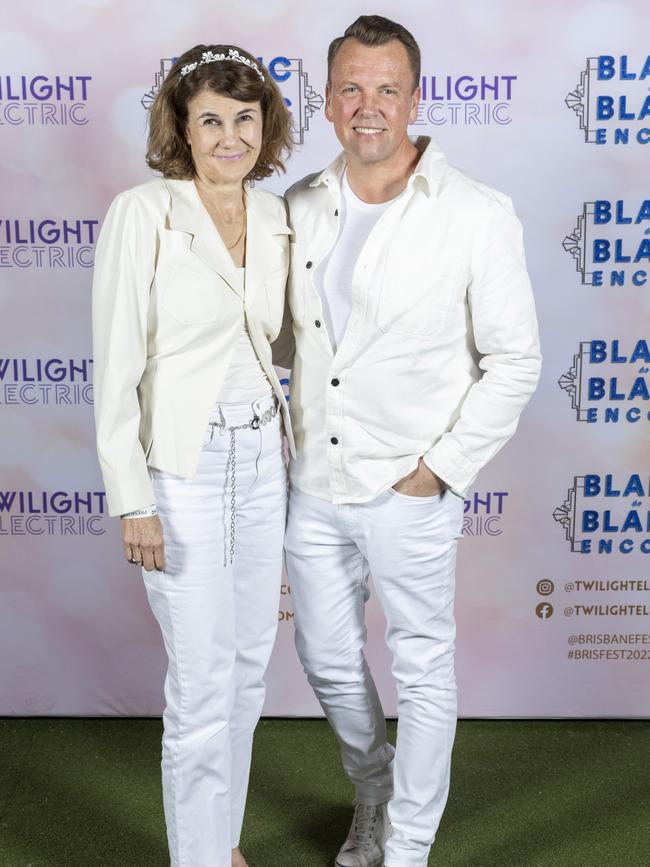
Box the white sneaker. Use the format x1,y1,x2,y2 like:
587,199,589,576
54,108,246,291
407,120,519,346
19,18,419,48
335,801,390,867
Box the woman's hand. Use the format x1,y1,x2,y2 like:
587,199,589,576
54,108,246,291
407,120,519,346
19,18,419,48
122,515,166,572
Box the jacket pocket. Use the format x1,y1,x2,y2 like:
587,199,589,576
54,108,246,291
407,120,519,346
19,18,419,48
160,265,223,324
376,254,465,338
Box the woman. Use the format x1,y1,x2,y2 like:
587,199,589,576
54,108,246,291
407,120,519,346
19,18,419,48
92,44,294,867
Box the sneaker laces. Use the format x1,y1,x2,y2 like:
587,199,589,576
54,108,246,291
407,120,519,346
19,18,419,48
350,803,379,850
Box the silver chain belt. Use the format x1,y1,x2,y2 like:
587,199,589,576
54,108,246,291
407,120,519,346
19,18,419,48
206,400,279,566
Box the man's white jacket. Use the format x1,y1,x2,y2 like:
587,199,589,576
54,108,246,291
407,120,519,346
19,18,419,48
93,178,293,516
278,137,542,501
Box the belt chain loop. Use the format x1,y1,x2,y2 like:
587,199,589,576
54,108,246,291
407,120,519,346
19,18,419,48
220,398,278,567
228,427,237,565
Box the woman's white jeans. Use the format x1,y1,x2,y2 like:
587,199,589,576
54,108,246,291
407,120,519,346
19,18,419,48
285,485,464,867
142,394,286,867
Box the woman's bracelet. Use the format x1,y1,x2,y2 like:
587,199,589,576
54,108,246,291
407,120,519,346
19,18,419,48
121,504,158,519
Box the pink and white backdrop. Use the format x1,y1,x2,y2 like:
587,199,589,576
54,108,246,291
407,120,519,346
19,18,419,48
1,0,649,717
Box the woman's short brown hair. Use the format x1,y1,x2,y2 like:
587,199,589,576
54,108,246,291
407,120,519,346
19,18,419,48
146,44,293,181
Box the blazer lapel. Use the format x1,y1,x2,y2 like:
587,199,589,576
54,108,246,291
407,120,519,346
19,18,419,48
244,189,292,306
165,178,243,299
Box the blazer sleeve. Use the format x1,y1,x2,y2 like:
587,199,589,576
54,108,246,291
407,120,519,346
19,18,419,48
271,289,295,370
92,191,158,517
423,194,542,496
271,196,295,369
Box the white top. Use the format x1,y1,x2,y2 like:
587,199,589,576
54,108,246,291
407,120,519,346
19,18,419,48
217,268,273,404
123,269,271,517
315,171,396,352
283,136,541,503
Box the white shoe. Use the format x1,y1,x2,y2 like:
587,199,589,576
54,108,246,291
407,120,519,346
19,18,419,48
335,801,390,867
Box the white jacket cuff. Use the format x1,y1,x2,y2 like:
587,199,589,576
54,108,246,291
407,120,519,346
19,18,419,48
423,438,479,498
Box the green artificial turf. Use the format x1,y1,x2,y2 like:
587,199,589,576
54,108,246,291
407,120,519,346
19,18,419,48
0,718,648,866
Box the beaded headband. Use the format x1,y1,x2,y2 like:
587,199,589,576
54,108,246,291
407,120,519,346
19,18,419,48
180,49,265,82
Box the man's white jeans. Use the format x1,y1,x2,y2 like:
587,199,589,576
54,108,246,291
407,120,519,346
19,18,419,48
142,394,286,867
285,485,464,867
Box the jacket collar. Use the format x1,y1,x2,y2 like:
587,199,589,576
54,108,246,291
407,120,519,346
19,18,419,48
309,136,448,199
164,178,290,301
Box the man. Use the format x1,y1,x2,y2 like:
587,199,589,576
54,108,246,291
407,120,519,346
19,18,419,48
278,15,541,867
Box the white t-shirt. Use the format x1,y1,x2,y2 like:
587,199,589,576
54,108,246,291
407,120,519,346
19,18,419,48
217,267,272,404
314,172,399,352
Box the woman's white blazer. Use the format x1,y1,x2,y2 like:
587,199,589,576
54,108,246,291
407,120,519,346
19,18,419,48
92,177,294,516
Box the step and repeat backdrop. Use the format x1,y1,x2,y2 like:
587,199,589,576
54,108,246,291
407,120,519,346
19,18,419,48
1,0,649,717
